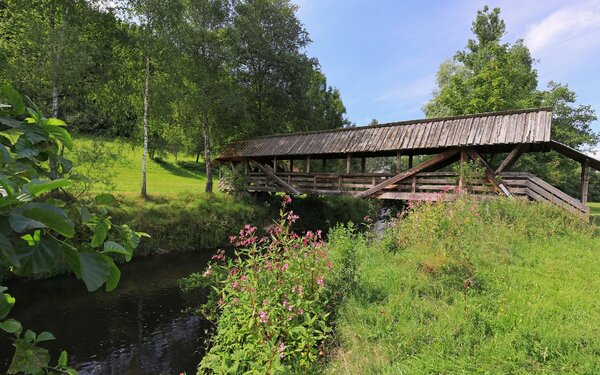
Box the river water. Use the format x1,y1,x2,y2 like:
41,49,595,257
0,251,213,375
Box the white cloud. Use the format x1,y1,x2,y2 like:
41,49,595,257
524,1,600,55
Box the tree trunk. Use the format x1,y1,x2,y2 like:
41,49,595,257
141,45,150,197
203,113,213,193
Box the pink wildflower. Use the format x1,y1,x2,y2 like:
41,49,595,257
203,265,212,277
317,277,324,286
232,281,239,290
278,342,286,358
326,261,333,269
240,275,247,282
297,308,304,315
281,263,289,271
258,310,268,323
297,285,303,297
233,297,238,304
283,195,292,205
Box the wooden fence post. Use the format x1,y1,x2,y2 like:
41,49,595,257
581,159,590,204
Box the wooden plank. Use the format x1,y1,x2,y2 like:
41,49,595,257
356,148,460,198
495,144,526,174
466,149,510,196
346,154,352,174
250,160,301,194
396,151,402,173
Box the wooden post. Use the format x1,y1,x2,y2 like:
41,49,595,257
273,157,277,173
346,154,352,174
581,159,590,204
361,157,366,173
244,160,249,174
411,176,416,193
408,155,414,169
396,151,402,173
459,150,467,191
290,159,294,173
307,156,311,173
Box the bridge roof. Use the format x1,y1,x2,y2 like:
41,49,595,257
218,108,554,160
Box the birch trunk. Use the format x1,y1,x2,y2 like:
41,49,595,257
141,46,150,197
203,113,213,193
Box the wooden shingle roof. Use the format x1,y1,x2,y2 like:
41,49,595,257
218,108,553,160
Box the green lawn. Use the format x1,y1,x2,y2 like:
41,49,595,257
590,202,600,225
326,198,600,374
70,136,216,196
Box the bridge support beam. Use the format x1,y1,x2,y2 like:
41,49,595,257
581,159,590,204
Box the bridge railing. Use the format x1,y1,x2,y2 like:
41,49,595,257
245,170,589,217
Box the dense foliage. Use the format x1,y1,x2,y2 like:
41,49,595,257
0,0,349,194
181,196,360,373
326,197,600,374
0,86,145,373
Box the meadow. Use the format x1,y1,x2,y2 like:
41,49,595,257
325,198,600,374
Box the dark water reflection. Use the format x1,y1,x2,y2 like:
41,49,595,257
0,251,213,374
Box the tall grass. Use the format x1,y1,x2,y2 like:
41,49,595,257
326,197,600,374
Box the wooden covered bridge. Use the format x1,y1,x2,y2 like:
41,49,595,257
217,108,600,218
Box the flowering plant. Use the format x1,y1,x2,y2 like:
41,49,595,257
197,196,333,374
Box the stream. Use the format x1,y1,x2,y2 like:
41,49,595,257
0,251,213,374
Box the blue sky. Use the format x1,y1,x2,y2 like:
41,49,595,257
293,0,600,135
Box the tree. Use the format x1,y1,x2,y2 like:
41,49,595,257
424,6,598,196
424,6,538,117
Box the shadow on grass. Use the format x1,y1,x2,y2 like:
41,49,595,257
153,158,204,179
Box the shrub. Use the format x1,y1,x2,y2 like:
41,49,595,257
193,196,334,374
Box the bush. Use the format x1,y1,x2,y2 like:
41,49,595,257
186,196,336,374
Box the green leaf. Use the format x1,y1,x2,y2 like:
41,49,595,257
17,235,61,274
46,125,73,149
0,116,21,128
36,331,55,342
0,319,22,334
61,244,81,279
24,179,71,197
0,143,10,164
79,252,110,292
14,137,39,159
46,118,66,126
101,241,132,261
22,124,48,144
0,291,15,320
8,338,50,374
0,85,25,115
103,255,121,292
79,207,91,224
58,350,68,366
95,193,118,205
0,232,21,267
91,221,109,248
22,205,74,238
66,369,78,375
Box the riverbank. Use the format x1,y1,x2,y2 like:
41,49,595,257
324,198,600,373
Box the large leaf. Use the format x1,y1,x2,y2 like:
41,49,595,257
46,126,73,149
101,241,132,261
17,236,61,274
14,137,39,159
8,338,50,374
95,193,118,205
0,85,25,115
91,221,109,248
79,252,110,292
61,244,81,279
24,179,71,197
22,124,48,144
46,118,66,126
0,232,21,267
102,255,121,292
9,209,45,233
22,203,74,237
0,116,21,128
0,143,9,164
0,319,22,334
0,291,15,320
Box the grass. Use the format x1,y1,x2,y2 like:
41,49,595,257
326,198,600,374
69,136,214,196
590,202,600,225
